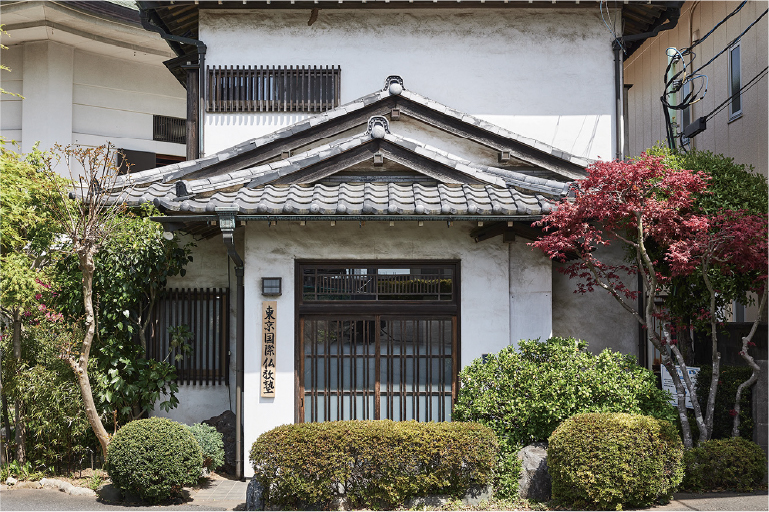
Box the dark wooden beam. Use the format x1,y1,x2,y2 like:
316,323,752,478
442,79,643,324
396,99,586,180
272,142,378,184
380,142,485,185
186,67,199,160
181,97,396,181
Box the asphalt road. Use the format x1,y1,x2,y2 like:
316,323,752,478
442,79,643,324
1,488,767,511
0,489,229,511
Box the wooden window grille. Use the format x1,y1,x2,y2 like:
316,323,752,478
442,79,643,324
147,288,230,385
302,265,455,302
297,263,459,424
152,115,187,145
206,65,341,113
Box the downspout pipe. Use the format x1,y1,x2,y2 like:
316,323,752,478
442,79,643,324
613,39,624,161
217,208,245,481
140,8,207,158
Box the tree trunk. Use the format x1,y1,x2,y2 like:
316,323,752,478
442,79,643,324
636,222,696,448
12,310,25,463
71,248,111,458
732,288,767,437
702,270,720,442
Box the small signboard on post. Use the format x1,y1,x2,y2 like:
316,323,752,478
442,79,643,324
261,301,277,398
660,365,699,409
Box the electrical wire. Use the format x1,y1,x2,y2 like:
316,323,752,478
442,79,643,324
661,8,768,112
688,9,768,79
681,1,747,56
600,0,625,53
704,66,768,122
676,65,768,151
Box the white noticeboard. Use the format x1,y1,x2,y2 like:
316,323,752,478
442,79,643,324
660,365,699,409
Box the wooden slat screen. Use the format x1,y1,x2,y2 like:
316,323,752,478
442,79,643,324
147,288,230,385
206,65,341,113
152,115,186,145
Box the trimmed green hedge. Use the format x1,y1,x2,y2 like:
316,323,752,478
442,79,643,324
549,413,684,510
682,437,767,492
453,337,676,498
106,417,203,503
249,420,498,510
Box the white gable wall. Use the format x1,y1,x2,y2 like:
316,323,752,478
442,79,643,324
199,8,616,161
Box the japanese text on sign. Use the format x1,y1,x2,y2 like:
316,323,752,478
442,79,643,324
261,301,277,397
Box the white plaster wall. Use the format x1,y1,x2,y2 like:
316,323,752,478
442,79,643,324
199,8,616,159
0,45,24,144
152,384,232,426
241,221,536,476
20,41,74,157
509,241,552,348
551,243,639,356
153,235,241,424
1,41,187,174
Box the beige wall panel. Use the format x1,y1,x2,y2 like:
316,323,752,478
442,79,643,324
624,1,767,177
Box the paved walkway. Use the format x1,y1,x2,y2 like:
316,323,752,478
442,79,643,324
188,475,248,510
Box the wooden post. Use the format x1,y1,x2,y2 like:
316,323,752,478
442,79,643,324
186,68,199,161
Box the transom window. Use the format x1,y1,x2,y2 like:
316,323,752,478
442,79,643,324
296,262,459,424
301,265,455,302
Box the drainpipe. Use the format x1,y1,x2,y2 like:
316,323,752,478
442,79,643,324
613,39,624,161
140,8,207,158
217,208,245,481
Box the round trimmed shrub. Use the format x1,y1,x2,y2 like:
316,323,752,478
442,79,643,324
548,413,684,510
682,437,767,491
452,337,677,498
187,423,225,471
106,417,203,503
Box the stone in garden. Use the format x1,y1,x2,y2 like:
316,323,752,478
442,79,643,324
96,483,123,503
5,476,17,486
69,486,97,496
517,442,551,501
245,477,264,511
204,410,236,474
15,480,42,489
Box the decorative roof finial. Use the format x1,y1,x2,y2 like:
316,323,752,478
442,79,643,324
367,116,390,139
383,75,404,96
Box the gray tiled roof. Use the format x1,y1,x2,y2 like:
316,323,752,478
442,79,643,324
163,130,570,199
110,83,590,190
150,183,554,216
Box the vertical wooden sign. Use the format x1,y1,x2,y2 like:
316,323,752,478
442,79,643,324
261,301,277,397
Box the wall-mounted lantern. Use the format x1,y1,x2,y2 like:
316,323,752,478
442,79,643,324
262,277,282,296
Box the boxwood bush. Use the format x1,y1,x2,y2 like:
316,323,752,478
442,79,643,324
682,437,767,491
548,413,684,510
106,417,203,503
187,423,225,472
453,337,676,498
249,420,498,510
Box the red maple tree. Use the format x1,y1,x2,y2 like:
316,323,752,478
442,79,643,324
531,154,711,448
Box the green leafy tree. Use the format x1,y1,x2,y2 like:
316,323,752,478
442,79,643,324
44,143,131,457
0,142,65,462
649,147,768,440
52,204,193,425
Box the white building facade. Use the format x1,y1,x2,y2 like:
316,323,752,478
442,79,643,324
93,0,681,478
